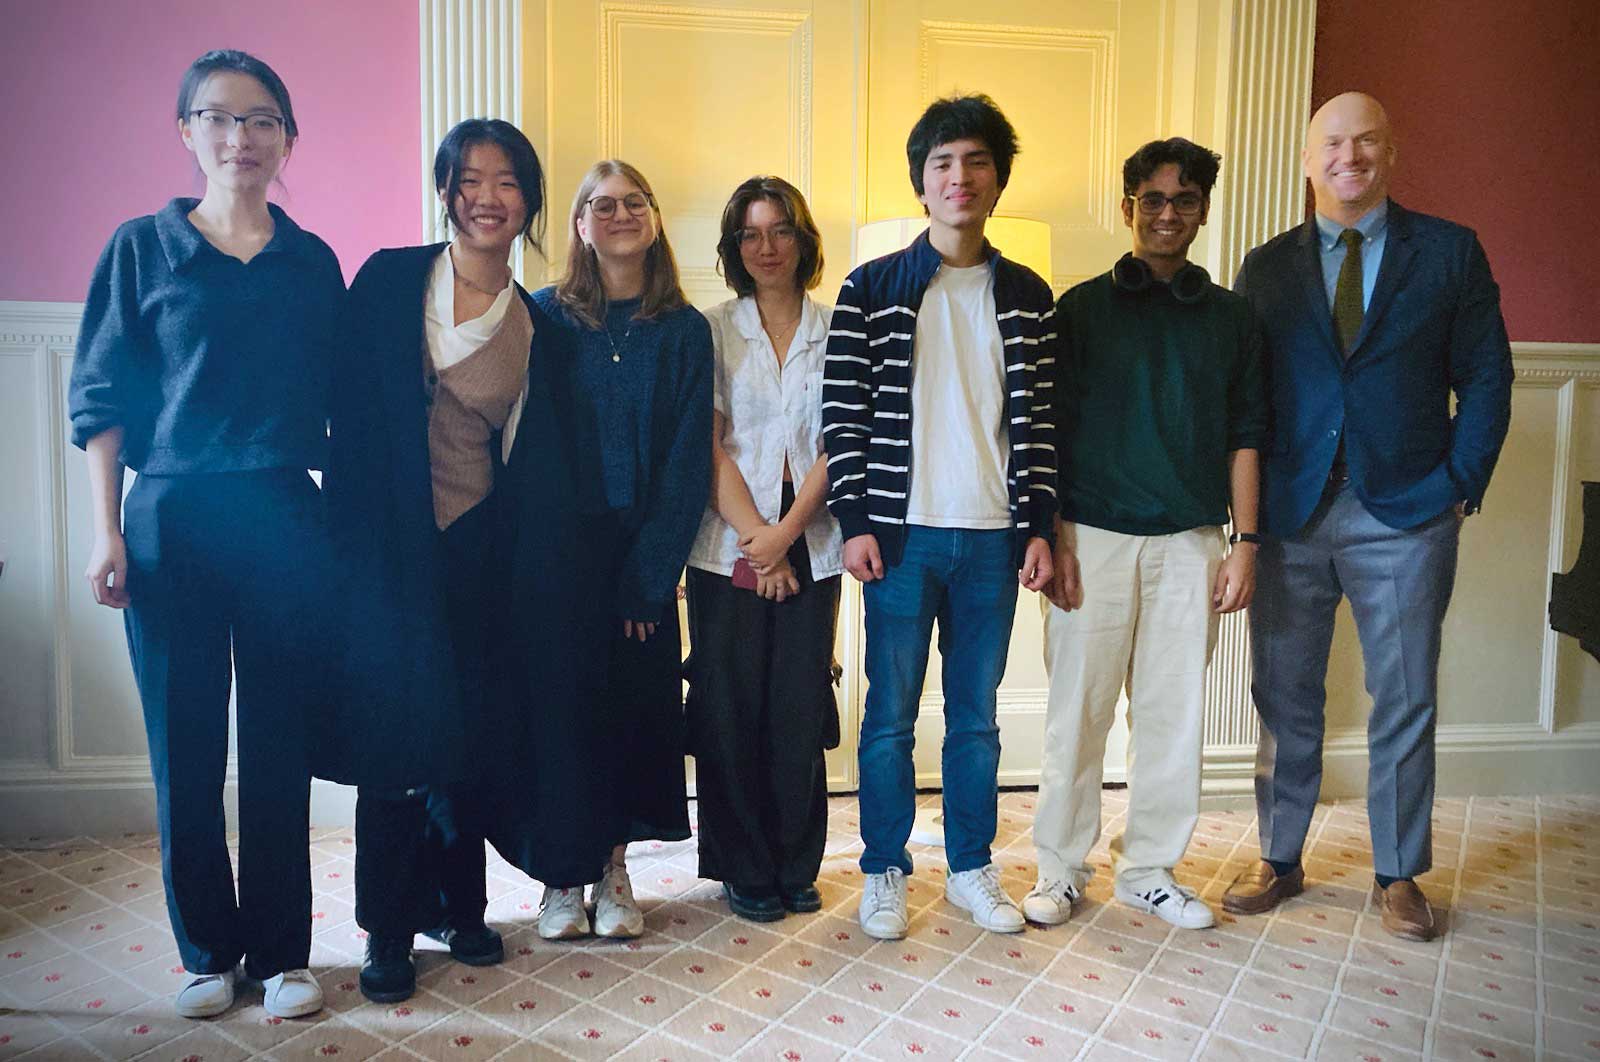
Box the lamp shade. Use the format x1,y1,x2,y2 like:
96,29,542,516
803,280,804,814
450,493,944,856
854,216,1053,283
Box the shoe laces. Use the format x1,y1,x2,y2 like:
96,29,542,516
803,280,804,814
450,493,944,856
599,863,635,905
367,936,411,963
271,968,316,990
1035,878,1082,905
183,972,227,989
1141,880,1200,911
865,866,906,914
964,864,1011,909
541,886,581,913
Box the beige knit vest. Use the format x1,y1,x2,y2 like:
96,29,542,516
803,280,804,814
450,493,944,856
424,294,532,530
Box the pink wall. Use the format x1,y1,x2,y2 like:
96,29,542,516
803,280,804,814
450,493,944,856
1312,0,1599,343
0,1,421,301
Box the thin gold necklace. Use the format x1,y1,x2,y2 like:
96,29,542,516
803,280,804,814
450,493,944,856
603,318,632,363
450,247,509,296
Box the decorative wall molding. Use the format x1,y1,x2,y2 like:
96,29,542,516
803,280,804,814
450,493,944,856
918,21,1115,234
598,4,814,196
1214,0,1316,287
419,0,523,248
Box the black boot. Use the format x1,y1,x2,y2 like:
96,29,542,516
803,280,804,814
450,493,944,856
780,883,823,913
360,933,416,1003
424,922,504,966
724,884,786,922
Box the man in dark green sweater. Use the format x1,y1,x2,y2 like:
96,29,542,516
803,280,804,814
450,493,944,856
1023,138,1268,931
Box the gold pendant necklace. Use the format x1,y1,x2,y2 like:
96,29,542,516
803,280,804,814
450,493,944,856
604,320,632,363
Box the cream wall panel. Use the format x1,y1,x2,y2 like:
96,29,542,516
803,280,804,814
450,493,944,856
0,341,53,766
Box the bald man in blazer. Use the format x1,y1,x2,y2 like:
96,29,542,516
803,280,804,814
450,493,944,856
1227,92,1513,941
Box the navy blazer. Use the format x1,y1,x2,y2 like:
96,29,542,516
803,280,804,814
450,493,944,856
1235,201,1513,538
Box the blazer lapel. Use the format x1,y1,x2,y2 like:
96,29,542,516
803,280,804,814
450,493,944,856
1347,201,1415,359
1294,218,1343,367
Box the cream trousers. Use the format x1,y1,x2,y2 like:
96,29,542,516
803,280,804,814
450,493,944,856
1034,522,1224,891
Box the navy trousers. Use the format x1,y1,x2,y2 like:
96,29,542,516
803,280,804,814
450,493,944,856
122,470,326,978
1250,482,1460,879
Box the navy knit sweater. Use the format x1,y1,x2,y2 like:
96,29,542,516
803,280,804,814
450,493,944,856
68,198,343,473
528,286,713,622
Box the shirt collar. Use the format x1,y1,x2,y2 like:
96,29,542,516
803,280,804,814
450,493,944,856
154,197,315,272
906,228,1000,283
731,293,828,345
1314,198,1389,252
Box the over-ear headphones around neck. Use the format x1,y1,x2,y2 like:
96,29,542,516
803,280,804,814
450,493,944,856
1111,252,1212,304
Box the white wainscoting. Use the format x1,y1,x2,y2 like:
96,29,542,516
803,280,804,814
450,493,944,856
4,295,1595,836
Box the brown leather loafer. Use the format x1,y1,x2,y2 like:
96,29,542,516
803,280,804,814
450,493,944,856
1222,860,1305,915
1372,880,1438,942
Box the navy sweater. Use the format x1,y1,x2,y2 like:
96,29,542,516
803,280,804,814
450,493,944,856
68,198,344,473
528,286,713,622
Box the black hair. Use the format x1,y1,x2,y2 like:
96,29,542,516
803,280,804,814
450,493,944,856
906,93,1020,199
176,50,298,138
1122,137,1222,197
716,175,826,296
434,118,547,250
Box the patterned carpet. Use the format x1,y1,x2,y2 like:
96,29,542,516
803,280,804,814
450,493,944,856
1,791,1598,1061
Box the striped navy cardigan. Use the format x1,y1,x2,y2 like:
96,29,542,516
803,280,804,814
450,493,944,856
821,230,1059,568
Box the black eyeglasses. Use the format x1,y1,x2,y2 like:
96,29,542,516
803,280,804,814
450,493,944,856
586,192,653,220
187,109,286,140
1128,191,1206,216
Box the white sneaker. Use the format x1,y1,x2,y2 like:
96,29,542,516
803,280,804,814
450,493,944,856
1115,875,1216,929
946,864,1025,933
858,867,909,940
1022,878,1083,926
174,970,235,1018
538,886,591,940
262,968,323,1018
590,863,644,939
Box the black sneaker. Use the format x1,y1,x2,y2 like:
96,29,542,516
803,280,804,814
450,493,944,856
424,923,504,966
724,884,786,922
360,933,416,1003
780,883,823,913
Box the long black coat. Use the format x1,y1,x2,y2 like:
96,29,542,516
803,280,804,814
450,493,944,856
317,244,584,791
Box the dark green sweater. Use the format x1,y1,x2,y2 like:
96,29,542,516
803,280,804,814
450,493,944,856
1053,269,1267,536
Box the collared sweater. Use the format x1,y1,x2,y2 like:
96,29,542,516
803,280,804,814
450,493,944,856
820,230,1058,567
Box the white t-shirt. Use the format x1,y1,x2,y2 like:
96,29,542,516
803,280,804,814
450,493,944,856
905,262,1011,528
686,295,843,580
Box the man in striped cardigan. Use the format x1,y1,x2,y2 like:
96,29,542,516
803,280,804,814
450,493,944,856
822,94,1057,940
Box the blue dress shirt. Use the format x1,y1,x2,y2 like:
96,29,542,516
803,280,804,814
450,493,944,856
1315,200,1388,312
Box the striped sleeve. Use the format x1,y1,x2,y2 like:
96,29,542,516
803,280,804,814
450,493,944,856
822,268,875,541
1022,289,1061,539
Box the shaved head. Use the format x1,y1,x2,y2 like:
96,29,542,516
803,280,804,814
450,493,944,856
1304,92,1396,225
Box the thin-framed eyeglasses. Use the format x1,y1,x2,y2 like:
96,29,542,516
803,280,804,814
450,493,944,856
187,109,286,140
586,192,654,220
1128,191,1206,216
737,224,799,249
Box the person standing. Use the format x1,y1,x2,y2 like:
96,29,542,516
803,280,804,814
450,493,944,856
1226,92,1513,941
1025,138,1266,931
323,119,553,1002
823,94,1056,940
68,50,341,1019
496,160,712,942
685,176,842,922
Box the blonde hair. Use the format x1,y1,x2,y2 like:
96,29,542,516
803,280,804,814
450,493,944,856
556,159,689,329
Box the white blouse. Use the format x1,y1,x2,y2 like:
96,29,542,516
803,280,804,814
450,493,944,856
687,294,843,580
422,248,531,462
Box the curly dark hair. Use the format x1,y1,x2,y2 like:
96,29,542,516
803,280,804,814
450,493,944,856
1122,137,1222,197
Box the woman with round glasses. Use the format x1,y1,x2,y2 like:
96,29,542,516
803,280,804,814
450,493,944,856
684,176,842,921
495,160,711,941
320,118,576,1003
67,49,341,1020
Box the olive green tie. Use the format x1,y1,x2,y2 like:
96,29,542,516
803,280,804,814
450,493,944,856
1333,228,1365,356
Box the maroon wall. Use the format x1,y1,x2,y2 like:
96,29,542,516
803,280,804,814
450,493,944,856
1312,0,1599,342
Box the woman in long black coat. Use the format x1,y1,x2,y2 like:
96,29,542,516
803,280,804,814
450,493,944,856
320,118,583,1004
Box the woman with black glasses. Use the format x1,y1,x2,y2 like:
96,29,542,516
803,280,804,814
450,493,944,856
68,49,341,1020
494,159,711,942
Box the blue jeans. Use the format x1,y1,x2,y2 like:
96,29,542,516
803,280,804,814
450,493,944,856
858,526,1019,875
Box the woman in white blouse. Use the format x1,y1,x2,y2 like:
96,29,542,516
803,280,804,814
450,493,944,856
685,176,843,922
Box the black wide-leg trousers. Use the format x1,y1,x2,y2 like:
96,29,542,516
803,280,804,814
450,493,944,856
685,528,840,891
122,469,325,979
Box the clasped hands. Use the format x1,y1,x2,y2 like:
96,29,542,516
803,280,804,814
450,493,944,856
738,522,800,602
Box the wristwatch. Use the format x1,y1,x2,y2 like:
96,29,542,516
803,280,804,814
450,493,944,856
1229,531,1264,546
